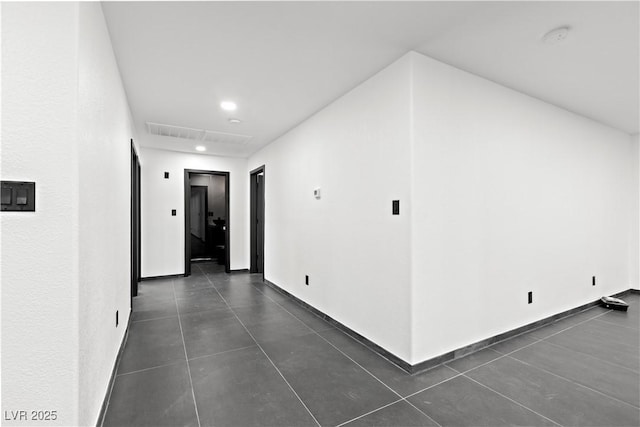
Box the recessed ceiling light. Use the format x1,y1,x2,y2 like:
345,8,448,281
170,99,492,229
195,146,206,152
228,118,242,124
220,101,237,111
542,26,570,44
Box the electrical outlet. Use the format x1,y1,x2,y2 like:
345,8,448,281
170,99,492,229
528,291,533,304
592,276,596,286
164,172,169,179
305,275,309,286
116,310,119,327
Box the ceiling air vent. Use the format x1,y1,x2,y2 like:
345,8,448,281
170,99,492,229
146,122,252,145
202,130,252,145
147,122,204,141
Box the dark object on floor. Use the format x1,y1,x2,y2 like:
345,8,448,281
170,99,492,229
600,296,629,311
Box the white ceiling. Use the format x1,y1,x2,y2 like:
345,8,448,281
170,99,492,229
102,1,639,158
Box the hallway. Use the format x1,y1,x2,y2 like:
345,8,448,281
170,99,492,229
102,266,640,427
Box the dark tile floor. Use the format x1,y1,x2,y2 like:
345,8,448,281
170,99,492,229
102,264,640,427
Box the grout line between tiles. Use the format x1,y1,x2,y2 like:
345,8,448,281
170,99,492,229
504,354,640,410
131,314,178,323
334,398,403,427
187,344,258,363
539,338,640,374
172,278,202,427
462,374,563,427
591,317,640,331
116,359,185,378
200,265,322,427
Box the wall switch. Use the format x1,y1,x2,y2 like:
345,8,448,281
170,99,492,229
172,209,177,216
116,310,119,327
1,181,35,212
305,275,309,285
528,291,533,304
164,172,170,179
592,276,596,286
1,187,11,205
392,200,400,215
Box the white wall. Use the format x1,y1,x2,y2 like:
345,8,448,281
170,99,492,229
633,133,640,290
410,52,637,363
2,3,136,425
1,4,81,425
248,55,414,361
140,148,247,276
77,3,136,425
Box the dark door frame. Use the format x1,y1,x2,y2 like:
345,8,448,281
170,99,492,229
250,165,265,277
184,169,230,276
130,140,141,300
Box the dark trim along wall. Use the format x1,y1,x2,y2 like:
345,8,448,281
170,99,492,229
263,279,639,374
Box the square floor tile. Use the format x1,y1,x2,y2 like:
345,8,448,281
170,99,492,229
528,307,610,339
136,280,175,299
545,322,639,371
233,302,298,326
596,308,639,330
408,375,556,427
190,346,317,427
261,333,399,426
343,400,438,427
280,303,334,332
176,292,228,315
172,286,218,300
510,340,640,406
180,310,254,359
103,362,197,427
117,316,185,374
132,295,177,322
318,328,458,397
243,315,315,345
468,356,640,427
215,284,272,308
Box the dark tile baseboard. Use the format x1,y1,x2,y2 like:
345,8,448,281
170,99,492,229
141,273,186,281
96,309,132,427
263,279,413,372
263,279,637,375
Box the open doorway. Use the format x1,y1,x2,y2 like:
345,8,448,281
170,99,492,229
184,169,230,275
250,165,265,276
131,140,141,299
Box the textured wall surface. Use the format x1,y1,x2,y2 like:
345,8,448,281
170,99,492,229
2,3,136,425
77,3,136,425
1,3,81,425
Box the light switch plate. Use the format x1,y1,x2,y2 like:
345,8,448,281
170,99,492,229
1,181,35,212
